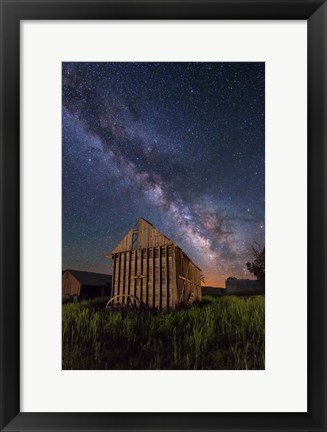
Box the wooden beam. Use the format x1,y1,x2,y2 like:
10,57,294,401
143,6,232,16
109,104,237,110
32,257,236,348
159,246,162,310
122,251,126,304
171,246,177,308
116,253,121,300
146,248,149,306
178,275,193,284
165,245,169,308
140,248,143,304
133,251,137,298
102,253,112,260
127,251,132,294
110,254,116,296
152,249,155,308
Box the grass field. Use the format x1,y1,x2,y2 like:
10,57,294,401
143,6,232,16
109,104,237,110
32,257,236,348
62,295,265,370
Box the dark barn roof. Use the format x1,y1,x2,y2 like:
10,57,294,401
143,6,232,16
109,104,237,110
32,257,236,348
64,269,112,286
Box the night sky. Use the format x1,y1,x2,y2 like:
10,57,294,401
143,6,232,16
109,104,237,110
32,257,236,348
62,62,264,287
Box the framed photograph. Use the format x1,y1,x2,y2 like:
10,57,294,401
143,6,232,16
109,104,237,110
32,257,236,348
1,0,326,431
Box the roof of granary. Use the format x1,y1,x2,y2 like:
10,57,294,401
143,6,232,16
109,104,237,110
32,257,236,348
64,269,112,286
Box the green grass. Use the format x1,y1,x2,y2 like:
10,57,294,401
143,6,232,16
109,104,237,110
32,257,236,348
62,295,265,370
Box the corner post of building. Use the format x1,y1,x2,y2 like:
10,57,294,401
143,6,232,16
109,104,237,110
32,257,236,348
111,254,115,299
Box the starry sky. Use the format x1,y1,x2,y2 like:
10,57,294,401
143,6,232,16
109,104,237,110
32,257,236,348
62,62,264,287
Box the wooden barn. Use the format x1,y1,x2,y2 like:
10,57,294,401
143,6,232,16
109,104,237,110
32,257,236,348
109,218,202,309
62,269,112,300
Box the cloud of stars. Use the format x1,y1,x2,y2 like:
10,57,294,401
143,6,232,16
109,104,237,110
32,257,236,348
62,62,265,287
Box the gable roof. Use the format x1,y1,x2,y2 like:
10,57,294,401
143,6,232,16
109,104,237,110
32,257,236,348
111,218,201,271
112,218,174,253
64,269,112,286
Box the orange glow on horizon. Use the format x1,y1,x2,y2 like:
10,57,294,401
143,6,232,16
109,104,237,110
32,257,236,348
202,276,226,288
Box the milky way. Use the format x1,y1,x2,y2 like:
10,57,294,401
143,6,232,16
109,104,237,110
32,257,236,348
62,62,265,287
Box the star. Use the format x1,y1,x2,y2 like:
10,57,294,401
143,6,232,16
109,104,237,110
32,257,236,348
62,62,265,287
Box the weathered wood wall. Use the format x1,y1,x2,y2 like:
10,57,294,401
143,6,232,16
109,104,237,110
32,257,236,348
175,247,202,304
112,245,175,308
112,218,173,253
62,272,81,296
112,245,201,309
111,219,201,309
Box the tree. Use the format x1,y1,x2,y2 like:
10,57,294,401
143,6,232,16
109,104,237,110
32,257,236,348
246,243,265,280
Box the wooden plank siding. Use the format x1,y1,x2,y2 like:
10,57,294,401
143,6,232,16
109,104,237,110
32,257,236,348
62,271,81,296
174,247,202,303
112,218,174,253
111,246,201,309
110,219,201,309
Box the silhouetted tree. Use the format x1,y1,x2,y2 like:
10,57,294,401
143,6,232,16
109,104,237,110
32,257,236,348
246,243,265,280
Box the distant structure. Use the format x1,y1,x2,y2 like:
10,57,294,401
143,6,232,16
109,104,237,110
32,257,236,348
62,269,112,300
109,218,201,309
225,278,264,295
202,286,226,297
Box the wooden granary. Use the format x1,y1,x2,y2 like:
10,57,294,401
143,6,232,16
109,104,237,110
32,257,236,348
109,218,201,309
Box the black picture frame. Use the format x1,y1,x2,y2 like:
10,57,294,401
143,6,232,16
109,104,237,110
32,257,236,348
1,1,326,431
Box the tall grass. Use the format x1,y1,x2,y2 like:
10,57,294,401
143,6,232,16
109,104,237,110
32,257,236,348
62,295,264,370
